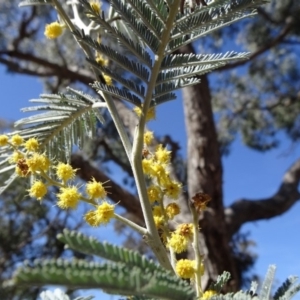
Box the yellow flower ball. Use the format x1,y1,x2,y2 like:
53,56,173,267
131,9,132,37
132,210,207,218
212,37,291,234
26,153,51,173
143,131,154,146
155,144,171,164
175,259,196,279
0,135,9,147
10,134,24,146
133,105,156,122
202,290,217,300
9,151,24,164
103,74,113,85
86,178,107,199
85,202,115,226
44,22,64,39
163,180,182,199
176,223,194,240
57,186,81,209
28,181,47,200
147,185,162,203
24,138,39,152
168,233,188,253
165,202,180,219
55,162,77,182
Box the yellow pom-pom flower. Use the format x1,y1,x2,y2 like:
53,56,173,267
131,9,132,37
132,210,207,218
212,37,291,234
9,151,24,164
0,135,9,146
165,202,180,219
151,163,169,182
103,74,113,85
24,138,39,152
175,259,196,279
202,290,217,300
147,185,162,203
55,162,77,182
168,233,188,253
142,158,154,176
153,215,164,228
155,144,171,164
96,53,109,67
57,186,81,209
163,180,182,199
10,134,24,146
176,223,194,240
90,0,101,14
44,22,64,39
84,202,115,226
28,181,47,200
143,131,154,146
133,105,156,122
27,153,50,173
86,178,107,199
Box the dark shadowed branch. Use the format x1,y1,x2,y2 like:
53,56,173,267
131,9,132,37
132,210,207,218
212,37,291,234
225,158,300,236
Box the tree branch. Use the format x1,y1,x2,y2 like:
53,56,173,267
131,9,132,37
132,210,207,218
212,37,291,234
0,50,93,85
218,17,294,72
225,158,300,236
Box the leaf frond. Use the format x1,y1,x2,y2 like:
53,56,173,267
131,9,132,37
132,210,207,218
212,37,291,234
259,265,276,299
79,0,153,67
57,229,162,272
87,59,146,98
73,30,149,82
161,52,250,69
14,258,195,299
92,82,142,107
9,90,104,162
168,0,268,53
110,0,161,52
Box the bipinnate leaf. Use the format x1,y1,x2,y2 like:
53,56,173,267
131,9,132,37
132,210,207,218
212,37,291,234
13,259,195,300
274,276,300,300
209,271,231,293
57,229,163,273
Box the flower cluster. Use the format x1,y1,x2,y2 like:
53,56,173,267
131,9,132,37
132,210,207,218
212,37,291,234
0,135,115,226
141,133,182,227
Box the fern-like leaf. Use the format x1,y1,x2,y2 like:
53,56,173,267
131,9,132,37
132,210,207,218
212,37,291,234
259,265,276,299
14,259,195,300
74,30,150,83
0,89,104,166
110,0,161,52
92,82,142,107
57,229,162,273
209,271,231,293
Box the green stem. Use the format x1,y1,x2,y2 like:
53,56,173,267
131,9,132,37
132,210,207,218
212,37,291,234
130,0,181,271
191,206,203,298
51,0,132,162
114,213,147,236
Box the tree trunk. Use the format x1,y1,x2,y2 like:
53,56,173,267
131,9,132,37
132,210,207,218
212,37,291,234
179,44,240,290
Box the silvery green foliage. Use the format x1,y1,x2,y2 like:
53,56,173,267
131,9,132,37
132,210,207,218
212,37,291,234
14,231,300,300
0,0,269,194
0,88,105,193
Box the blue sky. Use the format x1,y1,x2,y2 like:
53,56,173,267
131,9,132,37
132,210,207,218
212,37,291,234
0,65,300,299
